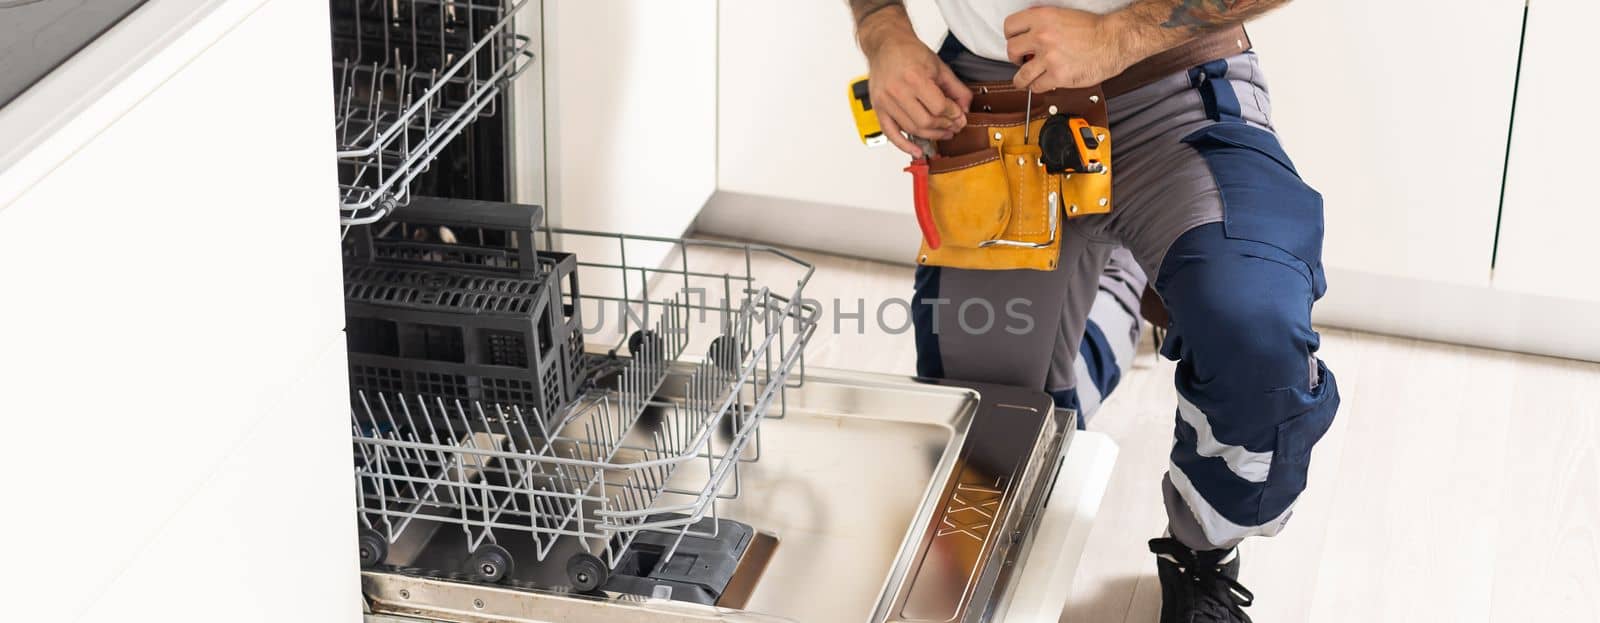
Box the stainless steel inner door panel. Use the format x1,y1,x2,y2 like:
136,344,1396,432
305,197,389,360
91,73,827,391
361,366,1069,623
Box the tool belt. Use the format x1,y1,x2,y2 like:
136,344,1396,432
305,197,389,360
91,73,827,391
910,84,1111,271
909,26,1251,272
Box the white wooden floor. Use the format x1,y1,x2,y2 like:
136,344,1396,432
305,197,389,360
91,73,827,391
679,238,1600,623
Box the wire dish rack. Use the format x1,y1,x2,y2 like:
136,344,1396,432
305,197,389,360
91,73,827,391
332,0,535,226
352,229,819,592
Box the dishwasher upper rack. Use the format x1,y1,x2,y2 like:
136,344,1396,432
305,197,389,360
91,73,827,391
545,226,817,398
333,0,535,226
354,229,820,590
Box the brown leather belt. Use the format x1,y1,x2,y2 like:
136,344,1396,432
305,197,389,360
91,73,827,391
939,24,1253,154
914,24,1254,272
1104,25,1252,98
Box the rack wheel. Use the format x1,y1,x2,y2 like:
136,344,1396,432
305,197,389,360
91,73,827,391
465,544,514,583
628,330,665,361
708,335,744,373
358,528,387,568
566,552,609,593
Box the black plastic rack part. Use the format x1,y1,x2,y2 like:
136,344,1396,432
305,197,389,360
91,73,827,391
342,197,584,425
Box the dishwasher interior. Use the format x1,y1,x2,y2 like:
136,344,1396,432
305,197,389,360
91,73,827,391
331,2,1076,621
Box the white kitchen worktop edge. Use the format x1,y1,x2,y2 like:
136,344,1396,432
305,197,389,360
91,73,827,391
0,0,272,210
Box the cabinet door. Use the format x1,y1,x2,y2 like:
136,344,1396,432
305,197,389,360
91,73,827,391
77,339,357,623
1491,2,1600,302
1248,1,1526,286
0,0,351,618
542,0,716,238
539,0,718,278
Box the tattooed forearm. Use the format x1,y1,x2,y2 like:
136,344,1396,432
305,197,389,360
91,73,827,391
849,0,904,27
1101,0,1289,67
1153,0,1290,33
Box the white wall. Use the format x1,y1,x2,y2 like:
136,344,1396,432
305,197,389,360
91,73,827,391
0,0,358,619
715,0,946,218
701,0,946,262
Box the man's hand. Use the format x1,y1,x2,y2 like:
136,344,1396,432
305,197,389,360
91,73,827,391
1004,7,1132,92
1005,0,1294,92
857,6,972,157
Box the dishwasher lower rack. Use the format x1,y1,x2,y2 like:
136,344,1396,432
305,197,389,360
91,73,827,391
359,370,1074,623
332,0,536,226
352,229,820,595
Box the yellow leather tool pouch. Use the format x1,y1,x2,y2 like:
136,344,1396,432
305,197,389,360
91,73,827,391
925,150,1010,249
915,85,1112,271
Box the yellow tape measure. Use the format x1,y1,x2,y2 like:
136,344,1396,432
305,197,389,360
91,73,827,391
847,75,888,147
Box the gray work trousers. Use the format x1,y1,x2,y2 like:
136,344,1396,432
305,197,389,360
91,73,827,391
914,46,1341,551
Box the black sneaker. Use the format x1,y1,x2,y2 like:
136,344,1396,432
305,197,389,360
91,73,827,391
1149,537,1255,623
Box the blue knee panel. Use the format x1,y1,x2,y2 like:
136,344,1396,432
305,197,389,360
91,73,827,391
1078,319,1123,400
1157,119,1341,527
1183,122,1327,297
912,264,945,379
1160,228,1324,432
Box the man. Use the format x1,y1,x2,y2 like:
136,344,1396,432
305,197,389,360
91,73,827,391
849,1,1340,621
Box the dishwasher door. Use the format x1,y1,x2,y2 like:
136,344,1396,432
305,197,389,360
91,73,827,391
359,367,1104,623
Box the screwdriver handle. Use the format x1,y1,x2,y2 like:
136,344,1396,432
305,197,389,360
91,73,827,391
905,158,940,250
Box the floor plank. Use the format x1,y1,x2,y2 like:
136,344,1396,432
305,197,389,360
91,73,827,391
665,237,1600,622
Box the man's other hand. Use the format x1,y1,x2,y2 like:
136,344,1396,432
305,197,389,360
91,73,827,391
1005,7,1133,91
859,10,972,157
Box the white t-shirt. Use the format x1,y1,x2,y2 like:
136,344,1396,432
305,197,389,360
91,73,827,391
931,0,1135,62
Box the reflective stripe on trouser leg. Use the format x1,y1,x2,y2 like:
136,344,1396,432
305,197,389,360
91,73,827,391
1156,223,1338,551
927,45,1338,550
1065,248,1147,424
1147,55,1336,550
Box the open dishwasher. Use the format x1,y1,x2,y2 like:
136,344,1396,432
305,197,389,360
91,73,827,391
328,1,1117,622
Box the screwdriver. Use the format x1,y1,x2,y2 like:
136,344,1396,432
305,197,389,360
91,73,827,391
1020,52,1035,145
1023,88,1033,144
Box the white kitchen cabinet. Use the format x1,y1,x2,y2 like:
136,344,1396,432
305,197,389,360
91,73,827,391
0,0,352,618
699,1,1600,360
710,1,1531,282
78,338,357,623
540,0,716,240
1244,1,1600,360
1248,0,1527,288
710,1,1528,279
536,0,719,281
1491,1,1600,303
